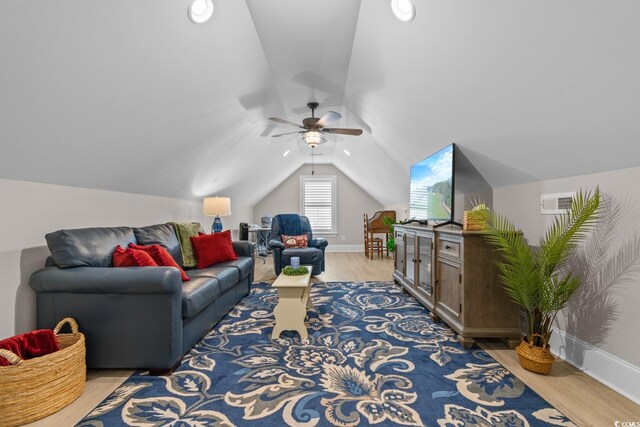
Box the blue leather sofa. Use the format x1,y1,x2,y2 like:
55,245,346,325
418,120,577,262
29,223,253,371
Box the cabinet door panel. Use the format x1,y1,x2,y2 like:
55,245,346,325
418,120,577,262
417,234,433,298
437,258,461,321
406,233,416,284
395,243,405,276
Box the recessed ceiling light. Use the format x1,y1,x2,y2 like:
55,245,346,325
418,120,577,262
188,0,214,24
343,149,351,157
282,150,290,157
391,0,415,22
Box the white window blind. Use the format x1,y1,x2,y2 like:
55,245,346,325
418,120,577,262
300,175,337,234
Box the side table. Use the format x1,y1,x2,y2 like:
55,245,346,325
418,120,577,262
271,266,313,340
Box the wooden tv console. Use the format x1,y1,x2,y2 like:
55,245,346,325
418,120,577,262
393,224,521,348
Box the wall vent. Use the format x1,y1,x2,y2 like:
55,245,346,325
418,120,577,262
540,192,575,215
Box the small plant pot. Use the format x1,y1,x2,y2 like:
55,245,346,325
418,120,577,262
515,334,555,375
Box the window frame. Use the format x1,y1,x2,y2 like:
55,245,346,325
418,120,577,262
299,175,337,235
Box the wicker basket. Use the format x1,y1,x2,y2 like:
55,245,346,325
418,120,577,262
463,209,489,231
0,318,86,426
515,334,555,375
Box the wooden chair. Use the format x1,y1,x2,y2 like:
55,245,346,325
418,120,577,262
364,214,383,259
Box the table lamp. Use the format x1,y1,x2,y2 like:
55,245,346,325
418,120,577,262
203,197,231,233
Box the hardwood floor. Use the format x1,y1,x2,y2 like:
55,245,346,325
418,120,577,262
253,251,395,283
26,252,638,426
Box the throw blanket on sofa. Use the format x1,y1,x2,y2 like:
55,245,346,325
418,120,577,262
171,222,201,268
0,329,59,366
275,214,303,236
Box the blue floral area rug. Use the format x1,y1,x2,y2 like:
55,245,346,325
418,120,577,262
78,282,574,426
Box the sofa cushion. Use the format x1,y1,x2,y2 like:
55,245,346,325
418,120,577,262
281,247,323,266
132,223,183,268
190,231,238,269
46,227,136,268
181,277,221,318
215,257,253,280
188,266,240,293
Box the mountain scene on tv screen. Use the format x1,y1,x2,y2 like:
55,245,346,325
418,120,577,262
410,145,453,220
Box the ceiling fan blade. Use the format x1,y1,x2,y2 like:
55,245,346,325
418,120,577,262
322,128,363,136
316,111,341,128
271,131,303,137
268,117,305,129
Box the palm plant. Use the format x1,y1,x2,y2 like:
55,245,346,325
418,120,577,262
481,188,601,346
382,216,414,253
383,216,396,253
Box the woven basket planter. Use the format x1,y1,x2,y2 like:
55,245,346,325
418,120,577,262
463,210,489,231
515,334,555,375
0,318,86,426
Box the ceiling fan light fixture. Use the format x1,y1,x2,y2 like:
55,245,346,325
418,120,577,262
188,0,214,24
391,0,415,22
303,131,324,148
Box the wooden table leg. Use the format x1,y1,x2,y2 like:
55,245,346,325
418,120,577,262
369,231,374,259
272,287,308,340
303,284,314,310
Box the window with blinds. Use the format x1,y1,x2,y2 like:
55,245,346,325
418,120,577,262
299,175,337,234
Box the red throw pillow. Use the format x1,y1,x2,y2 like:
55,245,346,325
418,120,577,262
129,243,191,282
190,230,238,269
112,245,158,267
282,234,308,249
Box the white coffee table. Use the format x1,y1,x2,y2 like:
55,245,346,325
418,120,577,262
271,266,314,340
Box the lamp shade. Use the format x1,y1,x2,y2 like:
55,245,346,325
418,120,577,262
203,197,231,217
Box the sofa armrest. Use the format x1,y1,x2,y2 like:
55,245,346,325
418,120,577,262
268,238,285,250
309,238,328,249
29,266,184,370
29,266,183,294
232,241,253,258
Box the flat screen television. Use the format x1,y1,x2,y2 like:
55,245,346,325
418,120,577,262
409,144,492,226
409,144,454,222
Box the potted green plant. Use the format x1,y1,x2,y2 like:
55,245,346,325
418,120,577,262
383,216,396,253
481,188,601,374
382,216,415,253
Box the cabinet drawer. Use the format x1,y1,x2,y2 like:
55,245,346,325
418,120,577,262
437,238,460,259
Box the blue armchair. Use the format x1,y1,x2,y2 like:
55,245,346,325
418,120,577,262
267,214,328,276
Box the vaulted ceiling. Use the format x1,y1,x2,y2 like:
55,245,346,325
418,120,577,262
1,1,639,209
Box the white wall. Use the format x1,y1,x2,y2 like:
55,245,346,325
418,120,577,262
494,165,640,403
0,177,252,339
383,203,410,222
253,164,383,250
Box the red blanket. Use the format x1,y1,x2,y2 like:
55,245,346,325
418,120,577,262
0,329,60,366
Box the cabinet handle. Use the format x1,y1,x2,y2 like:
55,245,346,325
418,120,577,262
445,244,452,249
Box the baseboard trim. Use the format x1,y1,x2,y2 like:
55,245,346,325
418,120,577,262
550,328,640,405
325,245,364,253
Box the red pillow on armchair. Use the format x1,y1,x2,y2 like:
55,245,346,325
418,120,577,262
190,230,238,269
282,234,308,249
129,243,191,282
